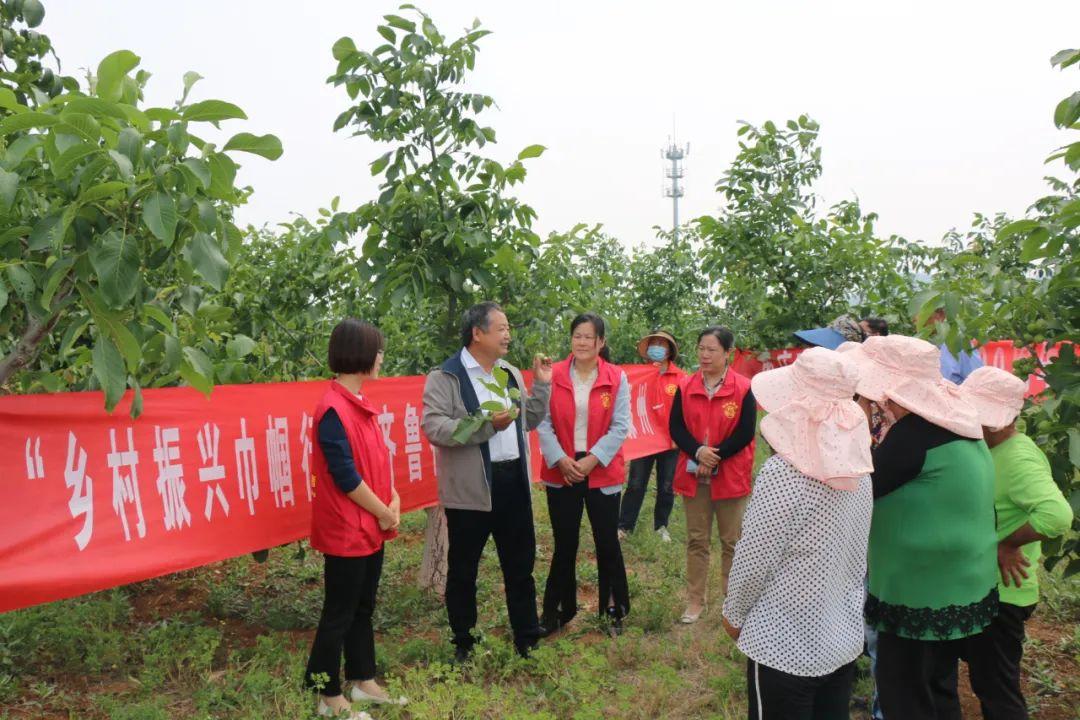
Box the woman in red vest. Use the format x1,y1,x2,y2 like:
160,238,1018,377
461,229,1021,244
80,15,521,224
304,319,403,719
618,329,686,542
669,326,757,624
537,312,632,636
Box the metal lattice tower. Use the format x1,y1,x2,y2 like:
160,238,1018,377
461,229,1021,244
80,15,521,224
662,137,689,241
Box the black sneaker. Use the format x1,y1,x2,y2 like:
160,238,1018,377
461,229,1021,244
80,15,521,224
452,644,473,664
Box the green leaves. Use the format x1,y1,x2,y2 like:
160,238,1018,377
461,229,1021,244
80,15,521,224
93,334,127,411
226,334,257,359
179,346,214,397
54,142,100,178
95,50,140,103
0,167,18,212
1051,48,1080,70
207,153,237,199
384,14,416,32
190,232,229,290
21,0,45,27
89,231,140,307
0,111,58,135
223,132,283,160
183,100,248,123
142,192,178,245
517,144,546,160
451,414,486,444
332,36,357,61
1053,91,1080,129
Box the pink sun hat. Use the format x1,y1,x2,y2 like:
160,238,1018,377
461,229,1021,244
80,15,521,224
844,335,983,439
752,347,873,490
960,366,1027,430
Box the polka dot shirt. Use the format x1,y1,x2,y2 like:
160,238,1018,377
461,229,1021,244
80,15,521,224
722,455,873,677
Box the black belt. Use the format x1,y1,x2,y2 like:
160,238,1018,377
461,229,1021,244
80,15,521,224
492,458,521,470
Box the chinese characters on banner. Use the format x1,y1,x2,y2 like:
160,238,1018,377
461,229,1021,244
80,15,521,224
0,377,440,614
0,344,1054,613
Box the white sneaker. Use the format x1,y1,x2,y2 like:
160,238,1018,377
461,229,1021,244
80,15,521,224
657,527,672,543
317,698,374,719
617,528,628,541
346,681,408,706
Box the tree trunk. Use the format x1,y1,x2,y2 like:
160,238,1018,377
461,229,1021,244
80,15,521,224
418,504,448,598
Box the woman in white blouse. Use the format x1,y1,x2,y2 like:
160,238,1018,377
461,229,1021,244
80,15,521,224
721,348,874,720
537,312,632,637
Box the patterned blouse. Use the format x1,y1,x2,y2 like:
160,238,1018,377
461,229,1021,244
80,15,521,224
722,455,873,677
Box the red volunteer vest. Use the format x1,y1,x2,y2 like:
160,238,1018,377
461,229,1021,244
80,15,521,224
648,363,686,448
310,381,397,557
540,356,626,489
673,369,755,500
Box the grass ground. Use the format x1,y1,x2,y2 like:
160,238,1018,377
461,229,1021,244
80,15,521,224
2,470,1077,719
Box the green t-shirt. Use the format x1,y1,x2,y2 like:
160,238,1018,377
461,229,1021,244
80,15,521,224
867,414,999,640
990,432,1074,607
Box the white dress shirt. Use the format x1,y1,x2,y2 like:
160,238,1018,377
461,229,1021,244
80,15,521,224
461,347,519,462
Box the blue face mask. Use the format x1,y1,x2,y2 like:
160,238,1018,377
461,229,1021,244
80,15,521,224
646,345,668,362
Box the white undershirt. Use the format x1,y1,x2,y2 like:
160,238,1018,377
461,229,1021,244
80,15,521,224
570,360,598,453
461,348,519,463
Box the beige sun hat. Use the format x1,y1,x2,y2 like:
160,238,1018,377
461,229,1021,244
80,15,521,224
960,366,1027,431
751,347,873,489
636,329,679,363
843,335,982,439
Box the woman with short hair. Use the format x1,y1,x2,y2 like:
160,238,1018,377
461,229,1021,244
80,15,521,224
304,318,404,719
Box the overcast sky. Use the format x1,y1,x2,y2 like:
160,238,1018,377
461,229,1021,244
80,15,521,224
44,1,1080,249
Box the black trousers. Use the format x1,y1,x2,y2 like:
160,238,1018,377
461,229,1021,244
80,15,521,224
543,472,630,622
304,549,384,696
876,631,965,720
618,448,678,532
746,659,855,720
964,602,1036,720
444,460,540,653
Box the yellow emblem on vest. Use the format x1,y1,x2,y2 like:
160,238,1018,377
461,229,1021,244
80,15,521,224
600,392,612,409
665,383,678,396
723,401,738,419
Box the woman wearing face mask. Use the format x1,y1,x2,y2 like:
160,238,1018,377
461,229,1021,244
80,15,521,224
537,312,632,636
618,330,686,543
668,326,757,624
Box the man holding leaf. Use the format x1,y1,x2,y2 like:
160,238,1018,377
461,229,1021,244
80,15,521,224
421,301,554,661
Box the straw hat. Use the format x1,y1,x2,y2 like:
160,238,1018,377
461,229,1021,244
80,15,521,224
960,366,1027,431
843,335,982,439
636,329,679,363
751,347,873,489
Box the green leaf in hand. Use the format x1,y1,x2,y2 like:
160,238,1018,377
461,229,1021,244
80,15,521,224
451,414,486,444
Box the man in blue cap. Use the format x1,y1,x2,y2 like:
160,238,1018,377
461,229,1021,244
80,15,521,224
793,315,866,350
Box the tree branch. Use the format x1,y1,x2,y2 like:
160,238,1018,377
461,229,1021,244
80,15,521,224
0,305,63,387
0,275,77,388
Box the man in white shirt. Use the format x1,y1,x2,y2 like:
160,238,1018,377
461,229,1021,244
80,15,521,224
421,302,552,661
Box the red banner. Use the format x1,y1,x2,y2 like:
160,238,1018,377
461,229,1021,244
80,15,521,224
0,345,1054,613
